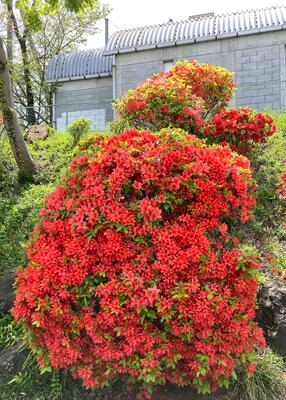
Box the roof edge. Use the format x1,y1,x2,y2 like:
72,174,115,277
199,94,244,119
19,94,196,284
47,71,113,84
103,5,286,55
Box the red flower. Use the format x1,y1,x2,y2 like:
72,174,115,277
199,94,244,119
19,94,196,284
247,363,257,373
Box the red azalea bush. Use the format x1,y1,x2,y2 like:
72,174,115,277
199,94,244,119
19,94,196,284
114,60,235,133
114,61,276,157
204,108,276,155
13,128,265,398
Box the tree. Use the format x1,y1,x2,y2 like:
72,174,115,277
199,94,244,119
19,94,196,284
0,35,36,178
9,4,108,126
0,0,107,180
5,0,13,60
5,0,37,124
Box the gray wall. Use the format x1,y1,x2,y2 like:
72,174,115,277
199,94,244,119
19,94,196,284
114,30,286,111
54,76,113,131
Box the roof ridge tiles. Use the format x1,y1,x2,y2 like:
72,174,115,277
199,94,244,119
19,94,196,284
47,48,113,82
104,5,286,54
106,4,285,35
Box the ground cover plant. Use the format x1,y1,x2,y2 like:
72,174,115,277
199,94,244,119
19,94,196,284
0,130,77,275
0,60,285,399
229,348,286,400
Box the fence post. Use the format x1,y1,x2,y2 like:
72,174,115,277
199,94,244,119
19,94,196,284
65,111,68,130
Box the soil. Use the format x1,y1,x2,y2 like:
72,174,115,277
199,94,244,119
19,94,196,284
86,384,228,400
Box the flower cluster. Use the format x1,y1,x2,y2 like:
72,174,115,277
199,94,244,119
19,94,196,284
12,128,265,398
114,60,235,134
204,108,276,155
168,61,235,113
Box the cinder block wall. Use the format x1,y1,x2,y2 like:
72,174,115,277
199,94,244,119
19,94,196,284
114,30,286,111
54,76,113,130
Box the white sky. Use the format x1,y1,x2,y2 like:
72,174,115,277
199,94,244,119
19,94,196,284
87,0,286,48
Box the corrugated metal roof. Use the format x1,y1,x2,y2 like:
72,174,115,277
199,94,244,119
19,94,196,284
104,6,286,54
47,48,114,83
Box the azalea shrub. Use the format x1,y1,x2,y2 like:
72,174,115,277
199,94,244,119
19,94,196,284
204,108,276,155
114,61,276,157
13,128,265,398
114,60,235,133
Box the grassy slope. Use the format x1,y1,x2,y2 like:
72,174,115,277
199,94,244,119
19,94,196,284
239,112,286,278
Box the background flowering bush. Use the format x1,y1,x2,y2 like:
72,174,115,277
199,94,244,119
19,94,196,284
13,128,265,398
114,60,235,133
114,60,275,157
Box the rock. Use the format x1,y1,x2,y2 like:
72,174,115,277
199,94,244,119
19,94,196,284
256,279,286,358
0,269,16,313
24,124,49,142
0,342,29,383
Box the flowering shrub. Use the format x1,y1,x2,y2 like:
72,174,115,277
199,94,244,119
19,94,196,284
114,62,276,157
114,60,235,133
115,73,205,133
204,108,276,155
12,128,265,398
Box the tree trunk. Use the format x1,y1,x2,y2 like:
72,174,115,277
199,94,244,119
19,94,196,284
6,0,13,61
6,0,37,125
0,36,36,179
21,42,37,125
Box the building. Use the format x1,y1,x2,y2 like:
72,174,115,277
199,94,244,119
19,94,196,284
47,49,114,131
47,5,286,131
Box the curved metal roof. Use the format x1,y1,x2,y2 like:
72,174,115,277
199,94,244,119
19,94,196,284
47,48,114,83
104,6,286,54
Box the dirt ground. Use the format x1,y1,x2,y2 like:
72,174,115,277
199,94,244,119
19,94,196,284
94,384,228,400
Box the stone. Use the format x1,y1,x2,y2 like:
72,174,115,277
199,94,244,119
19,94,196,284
0,342,29,383
0,269,16,313
24,124,49,143
256,279,286,358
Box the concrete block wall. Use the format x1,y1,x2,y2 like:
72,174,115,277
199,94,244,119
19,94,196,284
234,45,281,109
54,76,113,130
114,30,286,111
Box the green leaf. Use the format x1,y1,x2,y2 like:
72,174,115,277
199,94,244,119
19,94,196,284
218,374,230,388
40,366,52,374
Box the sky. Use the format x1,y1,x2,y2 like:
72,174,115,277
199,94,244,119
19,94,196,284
87,0,285,48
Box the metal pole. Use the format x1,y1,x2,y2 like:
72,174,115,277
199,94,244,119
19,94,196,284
105,18,109,46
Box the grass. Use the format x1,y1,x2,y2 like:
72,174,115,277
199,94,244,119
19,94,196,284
236,112,286,279
229,348,286,400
